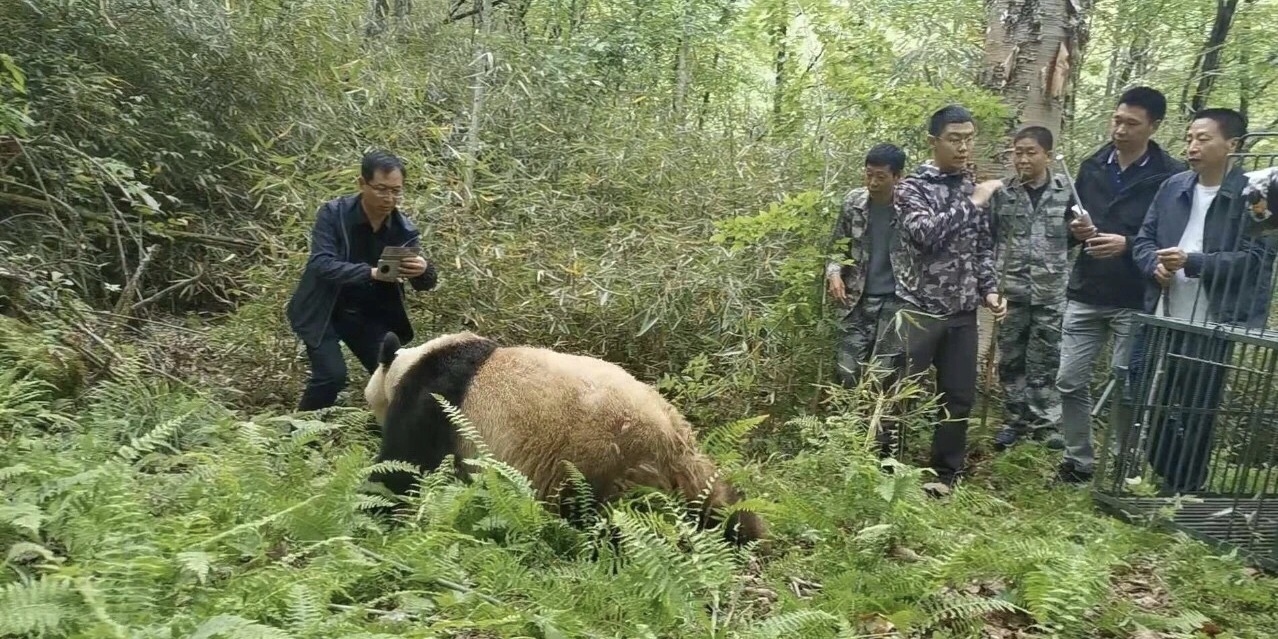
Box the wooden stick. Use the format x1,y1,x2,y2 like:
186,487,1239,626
113,245,159,317
131,270,204,311
67,318,201,392
87,310,208,335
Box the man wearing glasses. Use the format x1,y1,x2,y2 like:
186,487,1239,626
286,150,437,411
877,104,1006,495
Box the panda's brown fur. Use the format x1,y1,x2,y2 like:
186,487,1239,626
364,331,767,546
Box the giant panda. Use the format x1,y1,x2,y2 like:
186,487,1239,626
363,330,767,547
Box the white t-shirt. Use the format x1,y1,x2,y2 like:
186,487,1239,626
1161,183,1219,321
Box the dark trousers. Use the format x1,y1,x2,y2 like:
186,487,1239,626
1128,326,1232,494
297,307,389,412
874,301,979,484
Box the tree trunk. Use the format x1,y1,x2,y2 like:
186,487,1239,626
977,0,1090,374
978,0,1091,172
364,0,412,38
462,0,492,209
770,2,790,121
1180,0,1247,118
672,0,692,128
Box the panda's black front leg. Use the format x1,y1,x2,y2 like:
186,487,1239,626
368,393,460,499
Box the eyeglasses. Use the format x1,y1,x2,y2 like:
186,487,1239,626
367,183,404,199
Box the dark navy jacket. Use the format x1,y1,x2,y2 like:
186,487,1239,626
1131,166,1278,329
286,194,438,348
1066,141,1186,310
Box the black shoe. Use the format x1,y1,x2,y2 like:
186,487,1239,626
1053,460,1092,486
1036,431,1066,451
923,473,958,498
993,424,1024,452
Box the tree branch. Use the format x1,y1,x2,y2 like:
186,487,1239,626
113,244,160,317
445,0,507,24
131,269,205,312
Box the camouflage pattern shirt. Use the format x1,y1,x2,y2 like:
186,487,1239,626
990,172,1075,306
825,187,893,310
891,162,997,316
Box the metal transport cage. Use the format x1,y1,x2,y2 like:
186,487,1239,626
1091,131,1278,572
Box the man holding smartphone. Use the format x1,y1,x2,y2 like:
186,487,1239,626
286,150,438,411
1053,87,1186,485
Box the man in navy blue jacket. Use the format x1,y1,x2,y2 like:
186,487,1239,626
1127,108,1277,493
286,150,438,411
1052,87,1186,485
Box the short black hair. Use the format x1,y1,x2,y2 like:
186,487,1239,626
864,142,907,175
1116,86,1167,123
928,104,974,137
1013,125,1054,152
1191,107,1248,141
361,149,406,182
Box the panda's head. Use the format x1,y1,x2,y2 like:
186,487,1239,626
363,331,493,424
364,332,406,424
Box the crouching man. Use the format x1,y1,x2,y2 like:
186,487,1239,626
286,150,438,411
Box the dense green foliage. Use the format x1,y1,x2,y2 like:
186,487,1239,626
3,0,1278,636
3,331,1278,638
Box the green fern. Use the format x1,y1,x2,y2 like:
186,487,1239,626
739,609,842,638
0,576,78,636
921,592,1024,635
701,414,769,463
189,615,295,639
284,583,325,636
0,502,44,537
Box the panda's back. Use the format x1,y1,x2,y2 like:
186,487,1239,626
462,345,688,487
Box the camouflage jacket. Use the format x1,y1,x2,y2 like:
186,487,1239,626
824,187,874,309
990,172,1074,306
891,162,997,316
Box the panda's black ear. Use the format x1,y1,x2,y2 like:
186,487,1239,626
379,332,401,368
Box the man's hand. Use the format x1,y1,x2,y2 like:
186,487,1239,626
826,273,848,306
971,179,1004,208
1154,263,1173,288
1069,217,1097,241
1068,206,1097,241
1084,233,1127,259
984,293,1008,323
371,266,397,283
399,255,429,279
1156,247,1188,272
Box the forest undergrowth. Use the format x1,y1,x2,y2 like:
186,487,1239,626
3,309,1278,639
4,0,1278,637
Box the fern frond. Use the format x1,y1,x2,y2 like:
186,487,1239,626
74,577,131,639
433,393,490,457
116,408,196,462
285,583,325,635
176,550,218,585
741,609,842,638
7,540,60,565
0,576,78,636
0,502,44,537
922,592,1023,633
0,462,37,482
701,414,768,463
190,614,295,639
